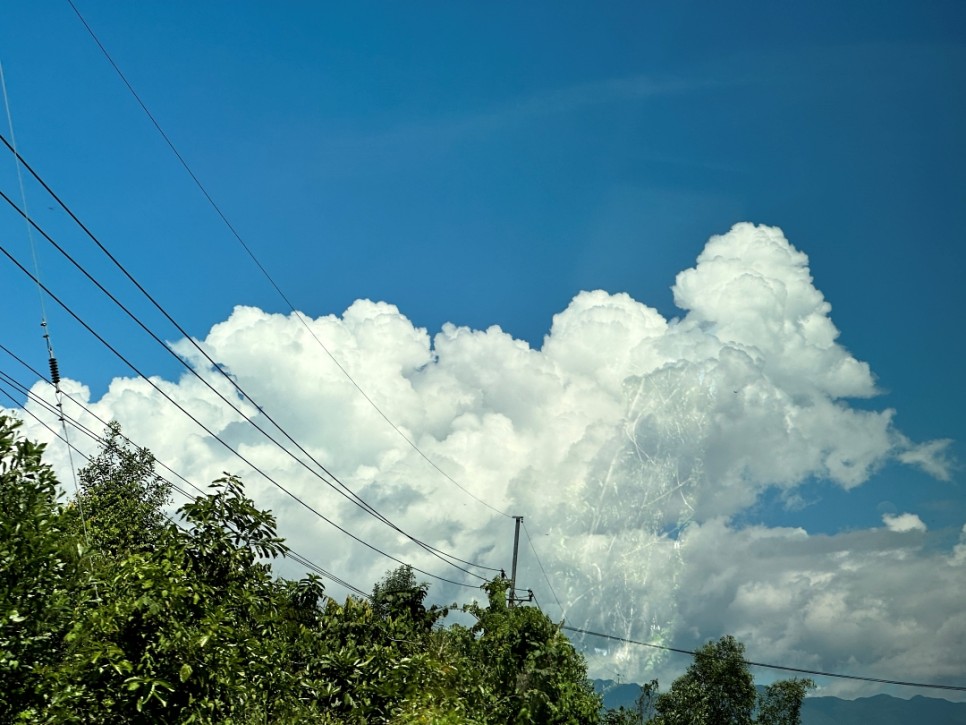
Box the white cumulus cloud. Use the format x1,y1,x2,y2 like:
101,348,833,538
883,512,928,533
5,222,960,694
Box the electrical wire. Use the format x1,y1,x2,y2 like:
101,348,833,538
560,625,966,693
0,158,494,581
2,335,381,598
0,363,373,599
0,349,208,503
0,345,479,603
0,141,498,579
64,0,511,520
0,380,367,601
0,375,190,508
0,60,45,322
0,340,209,501
8,354,960,695
285,548,371,601
0,186,495,580
1,60,92,552
492,506,966,695
521,519,564,618
0,244,481,591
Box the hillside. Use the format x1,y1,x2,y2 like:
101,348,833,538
595,680,966,724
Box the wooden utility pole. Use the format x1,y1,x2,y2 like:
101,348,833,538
509,515,523,607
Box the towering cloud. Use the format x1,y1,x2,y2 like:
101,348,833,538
8,223,959,694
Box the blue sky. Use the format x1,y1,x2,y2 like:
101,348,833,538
1,1,964,696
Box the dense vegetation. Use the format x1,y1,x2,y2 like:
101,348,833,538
1,415,811,723
602,638,812,725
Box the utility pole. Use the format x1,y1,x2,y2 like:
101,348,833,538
509,515,522,607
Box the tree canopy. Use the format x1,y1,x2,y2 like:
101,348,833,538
1,414,814,723
607,638,814,725
652,635,758,725
73,420,172,556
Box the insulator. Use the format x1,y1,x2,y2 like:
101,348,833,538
49,357,61,385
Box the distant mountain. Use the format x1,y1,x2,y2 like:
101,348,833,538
596,679,650,711
801,693,966,725
594,680,966,724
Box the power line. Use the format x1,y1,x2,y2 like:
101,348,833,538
0,346,211,505
0,178,496,580
0,139,497,582
0,360,374,599
284,548,371,601
0,138,499,580
11,358,958,696
521,519,564,618
64,0,511,520
0,245,482,591
0,373,198,511
0,340,209,502
0,380,369,601
561,625,966,694
508,518,965,695
1,60,92,553
0,59,46,322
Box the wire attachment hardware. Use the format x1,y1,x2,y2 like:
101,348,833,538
48,356,61,386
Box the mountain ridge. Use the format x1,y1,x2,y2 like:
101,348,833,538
594,680,966,724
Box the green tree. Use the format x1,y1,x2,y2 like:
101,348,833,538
648,637,815,725
603,679,659,725
371,565,447,633
371,565,429,621
459,577,602,724
652,636,757,725
756,678,814,725
72,421,172,556
47,476,302,723
0,417,638,723
0,416,85,721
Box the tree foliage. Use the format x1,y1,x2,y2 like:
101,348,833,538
2,415,814,724
72,421,172,556
459,578,602,724
49,475,293,723
370,564,443,633
602,680,658,725
756,678,815,725
652,636,757,725
0,416,84,721
639,637,814,725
